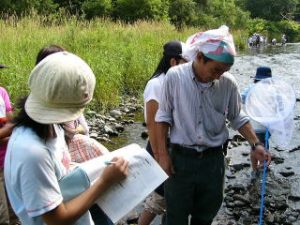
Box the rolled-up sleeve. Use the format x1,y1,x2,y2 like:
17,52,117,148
155,70,176,126
227,81,249,130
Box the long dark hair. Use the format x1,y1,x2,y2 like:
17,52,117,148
149,54,182,80
12,97,54,140
35,44,65,65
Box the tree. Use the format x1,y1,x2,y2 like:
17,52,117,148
194,0,250,29
0,0,58,15
53,0,85,15
113,0,169,22
168,0,196,30
244,0,299,21
82,0,112,19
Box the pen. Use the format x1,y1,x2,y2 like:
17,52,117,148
104,160,117,165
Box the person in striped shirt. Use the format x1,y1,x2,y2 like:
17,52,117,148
155,25,271,225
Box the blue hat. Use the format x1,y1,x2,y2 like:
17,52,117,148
254,66,272,80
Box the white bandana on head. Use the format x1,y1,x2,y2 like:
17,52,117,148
182,25,236,64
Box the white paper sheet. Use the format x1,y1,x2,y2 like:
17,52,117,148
79,143,168,223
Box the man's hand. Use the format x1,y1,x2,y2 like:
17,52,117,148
251,145,271,168
158,153,174,176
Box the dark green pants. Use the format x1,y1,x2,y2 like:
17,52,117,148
165,146,225,225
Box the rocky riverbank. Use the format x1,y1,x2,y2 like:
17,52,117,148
85,97,143,146
213,136,300,225
85,97,300,225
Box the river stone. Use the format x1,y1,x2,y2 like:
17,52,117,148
86,110,97,117
230,162,250,171
231,141,239,147
267,213,275,223
122,107,130,113
127,106,137,113
272,155,285,164
226,202,235,208
115,123,125,132
127,113,135,118
242,152,249,156
97,136,111,143
141,131,148,139
108,117,117,122
287,215,297,223
280,170,295,177
96,113,106,120
234,200,246,207
224,195,234,202
238,211,252,225
226,173,236,179
90,132,98,139
128,119,134,124
233,194,250,205
110,109,122,119
104,125,118,136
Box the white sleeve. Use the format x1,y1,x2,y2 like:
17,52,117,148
144,78,161,104
20,146,63,218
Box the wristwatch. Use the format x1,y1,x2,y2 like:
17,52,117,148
251,142,264,151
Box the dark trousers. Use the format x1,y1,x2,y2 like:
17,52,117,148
165,144,225,225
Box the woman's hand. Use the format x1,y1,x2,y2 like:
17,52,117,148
101,157,129,186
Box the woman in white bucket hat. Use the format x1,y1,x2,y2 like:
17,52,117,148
4,52,128,225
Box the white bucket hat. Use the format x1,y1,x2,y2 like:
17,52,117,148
25,52,96,124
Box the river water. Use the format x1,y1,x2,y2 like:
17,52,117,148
114,43,300,225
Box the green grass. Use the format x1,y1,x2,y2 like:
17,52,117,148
0,15,247,111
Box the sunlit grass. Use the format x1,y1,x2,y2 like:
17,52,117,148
0,15,247,111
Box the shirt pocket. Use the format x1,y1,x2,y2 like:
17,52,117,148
204,108,226,136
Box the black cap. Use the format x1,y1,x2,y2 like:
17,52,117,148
0,64,8,69
163,40,182,57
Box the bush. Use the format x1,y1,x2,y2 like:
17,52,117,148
246,18,268,35
194,0,250,29
168,0,196,30
246,18,300,43
276,20,300,42
82,0,112,19
0,0,58,16
113,0,169,22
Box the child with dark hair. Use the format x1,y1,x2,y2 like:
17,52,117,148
35,44,65,65
4,44,114,225
139,40,189,225
0,63,18,225
4,52,128,225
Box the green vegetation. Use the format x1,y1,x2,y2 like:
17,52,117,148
0,16,199,110
0,0,299,111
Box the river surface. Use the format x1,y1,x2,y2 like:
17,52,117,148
112,43,300,225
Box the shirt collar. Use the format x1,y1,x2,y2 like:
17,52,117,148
188,62,214,88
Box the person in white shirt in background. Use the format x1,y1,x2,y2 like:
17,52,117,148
241,66,272,181
139,40,189,225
